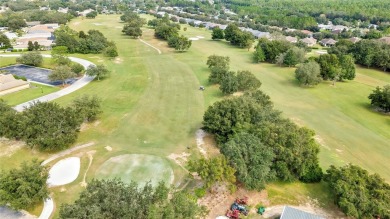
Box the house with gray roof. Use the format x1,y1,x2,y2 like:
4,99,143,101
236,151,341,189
280,206,325,219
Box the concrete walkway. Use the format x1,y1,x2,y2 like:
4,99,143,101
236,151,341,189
0,54,96,112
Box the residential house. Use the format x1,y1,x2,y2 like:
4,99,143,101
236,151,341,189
285,36,298,43
320,38,337,47
78,9,94,17
349,37,361,43
58,7,68,13
0,74,30,96
301,30,313,37
4,32,18,40
301,37,317,47
14,23,58,50
280,206,325,219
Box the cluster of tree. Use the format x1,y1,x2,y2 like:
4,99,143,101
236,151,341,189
0,96,102,151
188,155,236,189
86,11,98,19
59,179,207,219
54,26,117,55
368,85,390,113
329,39,390,72
51,46,85,76
0,159,49,210
27,41,41,51
324,165,390,219
215,24,254,49
206,55,261,95
151,15,192,52
253,38,293,63
202,91,323,190
121,11,146,38
16,51,43,66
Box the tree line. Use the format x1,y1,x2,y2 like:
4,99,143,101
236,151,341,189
212,24,254,50
329,39,390,72
1,160,207,219
0,96,102,151
54,26,118,56
151,14,192,52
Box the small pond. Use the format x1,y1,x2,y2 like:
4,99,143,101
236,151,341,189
0,64,77,86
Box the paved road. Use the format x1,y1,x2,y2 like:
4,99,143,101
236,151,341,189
0,54,96,112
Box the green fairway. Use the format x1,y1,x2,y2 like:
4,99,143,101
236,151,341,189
0,83,59,106
2,14,389,216
95,154,174,186
175,25,390,180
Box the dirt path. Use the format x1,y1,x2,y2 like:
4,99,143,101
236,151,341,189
80,150,96,187
138,38,162,54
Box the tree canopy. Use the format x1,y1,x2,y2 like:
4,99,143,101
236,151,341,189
16,52,43,66
324,165,390,219
86,64,110,81
295,61,322,86
368,84,390,112
0,159,49,210
59,179,206,219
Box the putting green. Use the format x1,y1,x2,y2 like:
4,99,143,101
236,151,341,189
95,154,174,186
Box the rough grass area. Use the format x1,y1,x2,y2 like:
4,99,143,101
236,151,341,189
0,57,57,69
95,154,174,186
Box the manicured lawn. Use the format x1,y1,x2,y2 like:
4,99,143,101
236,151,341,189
1,56,57,69
0,83,59,106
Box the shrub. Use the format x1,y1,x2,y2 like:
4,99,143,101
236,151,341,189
71,63,85,76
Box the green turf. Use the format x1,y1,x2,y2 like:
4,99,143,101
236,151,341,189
1,14,389,216
95,154,173,186
0,57,57,69
0,83,59,106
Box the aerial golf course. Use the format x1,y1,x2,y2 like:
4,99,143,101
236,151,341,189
1,14,389,217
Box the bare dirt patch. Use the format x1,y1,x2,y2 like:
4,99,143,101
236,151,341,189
195,129,207,157
0,138,25,157
199,185,268,219
232,91,244,97
105,146,112,151
167,152,190,172
114,57,123,64
80,150,96,187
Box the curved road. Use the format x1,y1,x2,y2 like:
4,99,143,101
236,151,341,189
0,54,96,112
0,54,96,219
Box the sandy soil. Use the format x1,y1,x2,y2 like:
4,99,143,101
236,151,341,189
0,138,25,157
167,152,190,172
47,157,80,187
80,150,96,187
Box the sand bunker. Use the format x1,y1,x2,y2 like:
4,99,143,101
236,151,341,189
189,37,199,41
47,157,80,187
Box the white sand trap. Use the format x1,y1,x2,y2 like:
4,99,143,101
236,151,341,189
189,37,199,41
196,36,205,38
92,23,103,26
47,157,80,187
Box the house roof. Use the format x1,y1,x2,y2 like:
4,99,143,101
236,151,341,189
301,37,317,44
0,74,29,92
321,38,337,45
349,37,361,43
301,30,313,35
285,36,298,43
280,206,325,219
